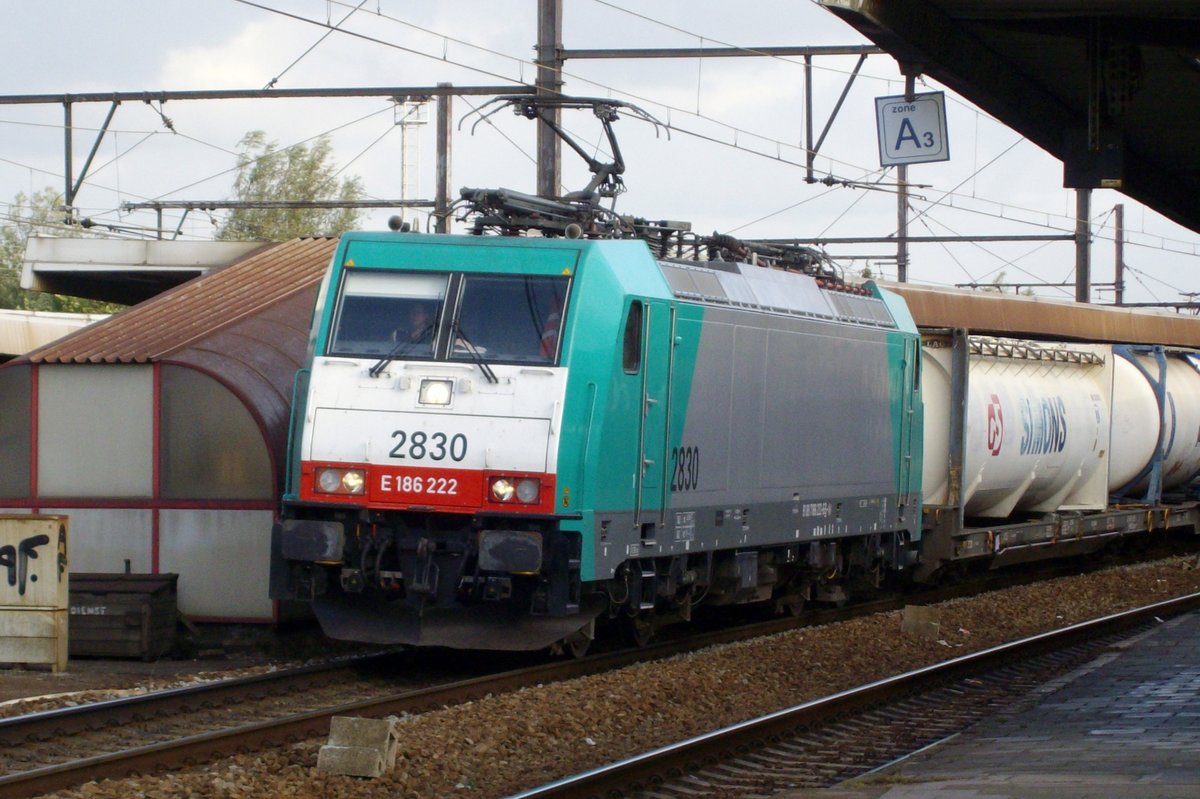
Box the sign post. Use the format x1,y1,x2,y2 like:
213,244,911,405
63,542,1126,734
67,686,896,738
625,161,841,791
0,516,69,672
875,91,950,167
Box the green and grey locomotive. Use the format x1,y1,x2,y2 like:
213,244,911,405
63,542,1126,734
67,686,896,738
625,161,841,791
270,217,924,652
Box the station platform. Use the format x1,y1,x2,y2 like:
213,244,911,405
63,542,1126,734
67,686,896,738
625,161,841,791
812,609,1200,799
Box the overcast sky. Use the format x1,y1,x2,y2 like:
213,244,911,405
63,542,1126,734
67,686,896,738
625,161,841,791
2,0,1198,306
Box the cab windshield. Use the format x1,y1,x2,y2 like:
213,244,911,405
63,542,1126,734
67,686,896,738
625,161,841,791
449,275,568,364
327,270,570,366
328,271,447,359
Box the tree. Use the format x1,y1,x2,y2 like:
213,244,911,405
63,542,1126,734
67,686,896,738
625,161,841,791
0,189,124,313
978,271,1035,297
217,131,365,241
976,271,1005,293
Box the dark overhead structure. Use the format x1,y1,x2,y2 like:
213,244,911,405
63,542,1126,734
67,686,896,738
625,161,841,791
820,1,1200,234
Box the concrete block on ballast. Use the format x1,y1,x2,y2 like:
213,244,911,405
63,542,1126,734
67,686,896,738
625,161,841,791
328,715,400,750
317,715,400,777
317,744,389,778
901,604,941,640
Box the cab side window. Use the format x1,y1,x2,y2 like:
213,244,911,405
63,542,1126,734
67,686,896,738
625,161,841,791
623,301,643,374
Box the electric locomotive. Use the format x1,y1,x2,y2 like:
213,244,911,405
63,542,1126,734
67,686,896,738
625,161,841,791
270,218,923,652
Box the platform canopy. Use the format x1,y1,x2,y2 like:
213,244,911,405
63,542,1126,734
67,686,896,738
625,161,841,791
820,0,1200,234
22,237,268,305
0,308,108,362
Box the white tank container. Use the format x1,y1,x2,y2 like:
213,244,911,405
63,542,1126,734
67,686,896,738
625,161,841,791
923,338,1113,517
1110,352,1200,492
1108,355,1160,490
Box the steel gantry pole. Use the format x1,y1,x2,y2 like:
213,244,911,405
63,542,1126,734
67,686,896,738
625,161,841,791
435,83,453,233
536,0,563,198
62,100,72,222
1114,203,1125,305
896,72,916,283
1076,188,1091,302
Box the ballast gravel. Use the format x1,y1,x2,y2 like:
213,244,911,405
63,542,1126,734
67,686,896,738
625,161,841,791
32,555,1200,799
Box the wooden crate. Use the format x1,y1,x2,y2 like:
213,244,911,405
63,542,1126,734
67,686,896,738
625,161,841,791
69,573,178,660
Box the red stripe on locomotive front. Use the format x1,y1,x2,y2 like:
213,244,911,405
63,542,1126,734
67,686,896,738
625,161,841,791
298,461,557,514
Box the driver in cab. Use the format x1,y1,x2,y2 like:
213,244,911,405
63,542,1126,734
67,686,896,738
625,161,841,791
393,301,436,345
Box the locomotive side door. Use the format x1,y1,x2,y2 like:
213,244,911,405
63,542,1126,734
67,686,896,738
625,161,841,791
897,336,919,514
635,300,676,535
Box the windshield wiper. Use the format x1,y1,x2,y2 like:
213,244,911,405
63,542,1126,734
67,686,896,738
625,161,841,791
368,322,435,378
453,323,499,384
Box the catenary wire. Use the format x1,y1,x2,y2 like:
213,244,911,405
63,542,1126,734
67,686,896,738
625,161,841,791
257,0,1159,278
85,103,397,220
7,1,1198,298
239,0,907,181
249,0,1193,280
264,0,369,90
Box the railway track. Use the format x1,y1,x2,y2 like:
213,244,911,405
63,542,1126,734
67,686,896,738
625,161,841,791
509,591,1200,799
0,614,823,798
0,549,1192,799
0,618,814,797
0,587,1001,797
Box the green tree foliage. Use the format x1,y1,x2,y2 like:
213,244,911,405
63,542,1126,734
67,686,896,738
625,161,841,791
217,131,364,241
0,189,124,313
977,270,1035,296
979,272,1005,293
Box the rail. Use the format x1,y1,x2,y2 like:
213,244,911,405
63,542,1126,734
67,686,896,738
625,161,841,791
506,591,1200,799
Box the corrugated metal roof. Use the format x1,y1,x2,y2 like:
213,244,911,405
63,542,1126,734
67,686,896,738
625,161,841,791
25,237,335,364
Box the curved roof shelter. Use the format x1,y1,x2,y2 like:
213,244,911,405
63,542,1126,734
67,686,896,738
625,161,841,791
820,1,1200,234
0,238,336,620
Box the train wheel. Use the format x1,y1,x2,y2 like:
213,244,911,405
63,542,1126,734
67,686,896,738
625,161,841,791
563,630,592,659
621,614,656,648
775,595,805,617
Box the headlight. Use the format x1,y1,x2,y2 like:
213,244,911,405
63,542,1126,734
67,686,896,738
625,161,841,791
418,378,454,406
315,468,366,495
489,476,541,504
341,470,365,493
516,478,540,503
490,478,515,502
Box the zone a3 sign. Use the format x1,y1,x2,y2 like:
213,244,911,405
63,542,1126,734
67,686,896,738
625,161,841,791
875,91,950,167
